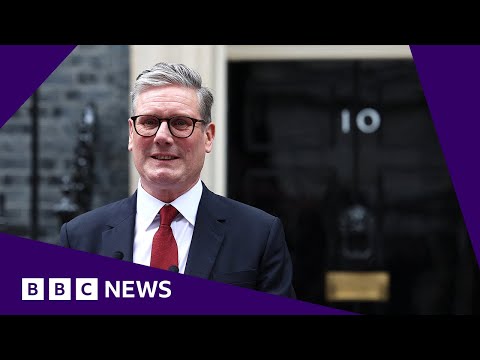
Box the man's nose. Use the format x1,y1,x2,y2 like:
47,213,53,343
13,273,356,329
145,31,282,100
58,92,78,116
154,121,173,142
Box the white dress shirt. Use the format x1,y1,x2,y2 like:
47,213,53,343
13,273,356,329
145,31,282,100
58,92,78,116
132,178,203,274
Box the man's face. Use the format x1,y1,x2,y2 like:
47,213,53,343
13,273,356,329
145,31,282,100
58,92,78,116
128,85,215,200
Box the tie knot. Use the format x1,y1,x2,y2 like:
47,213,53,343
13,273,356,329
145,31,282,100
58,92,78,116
160,205,179,226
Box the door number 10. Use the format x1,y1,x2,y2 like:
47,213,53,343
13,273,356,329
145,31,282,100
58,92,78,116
341,108,381,134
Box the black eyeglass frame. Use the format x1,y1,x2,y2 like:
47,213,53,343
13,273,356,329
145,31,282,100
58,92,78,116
130,115,207,138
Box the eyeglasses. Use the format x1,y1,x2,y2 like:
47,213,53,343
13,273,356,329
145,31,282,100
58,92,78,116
130,115,206,138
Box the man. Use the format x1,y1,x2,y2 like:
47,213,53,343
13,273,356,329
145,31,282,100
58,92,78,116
59,62,295,298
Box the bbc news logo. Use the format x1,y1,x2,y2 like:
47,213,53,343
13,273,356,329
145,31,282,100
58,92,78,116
22,278,172,300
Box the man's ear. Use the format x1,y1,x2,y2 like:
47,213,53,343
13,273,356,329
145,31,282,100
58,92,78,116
128,118,134,151
205,122,215,153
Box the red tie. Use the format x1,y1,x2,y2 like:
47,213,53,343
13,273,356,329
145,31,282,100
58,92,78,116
150,204,179,270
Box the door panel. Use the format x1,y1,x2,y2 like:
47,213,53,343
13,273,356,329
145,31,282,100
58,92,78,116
227,59,479,314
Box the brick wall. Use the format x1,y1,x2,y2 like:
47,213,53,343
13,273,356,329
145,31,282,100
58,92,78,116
0,45,130,244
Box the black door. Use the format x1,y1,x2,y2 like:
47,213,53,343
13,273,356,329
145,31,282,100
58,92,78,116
227,59,479,314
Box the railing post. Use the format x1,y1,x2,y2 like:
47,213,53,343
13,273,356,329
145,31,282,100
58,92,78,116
54,103,97,226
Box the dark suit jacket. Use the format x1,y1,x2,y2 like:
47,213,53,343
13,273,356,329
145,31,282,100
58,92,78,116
59,183,296,298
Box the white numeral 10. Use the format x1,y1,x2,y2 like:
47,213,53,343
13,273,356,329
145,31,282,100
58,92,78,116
341,108,381,134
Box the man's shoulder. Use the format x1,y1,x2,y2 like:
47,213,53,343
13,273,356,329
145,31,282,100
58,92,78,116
205,188,277,222
66,195,135,227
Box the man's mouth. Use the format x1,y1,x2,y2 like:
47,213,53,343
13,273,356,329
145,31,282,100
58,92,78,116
151,155,177,160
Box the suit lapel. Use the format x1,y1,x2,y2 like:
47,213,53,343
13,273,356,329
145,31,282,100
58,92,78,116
101,192,137,262
97,186,225,273
185,184,226,279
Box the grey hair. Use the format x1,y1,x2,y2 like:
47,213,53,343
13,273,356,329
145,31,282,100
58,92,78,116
131,62,214,124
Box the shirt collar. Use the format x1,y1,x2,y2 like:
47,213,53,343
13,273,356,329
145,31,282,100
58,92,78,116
136,178,203,230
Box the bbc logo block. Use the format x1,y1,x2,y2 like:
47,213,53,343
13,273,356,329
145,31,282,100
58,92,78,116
22,278,98,300
22,278,45,300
